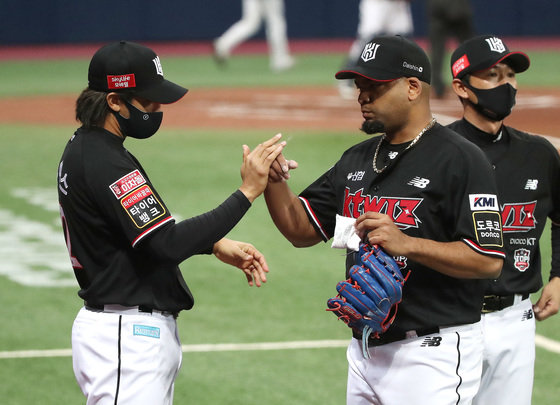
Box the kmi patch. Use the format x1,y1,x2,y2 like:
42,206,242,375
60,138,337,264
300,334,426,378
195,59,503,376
121,185,166,228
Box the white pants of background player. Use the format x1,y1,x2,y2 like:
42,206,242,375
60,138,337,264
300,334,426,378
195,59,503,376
347,322,483,404
348,0,413,61
338,0,413,99
473,297,535,405
214,0,294,71
72,306,182,405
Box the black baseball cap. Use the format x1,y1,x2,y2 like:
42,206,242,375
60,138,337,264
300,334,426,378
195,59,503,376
88,40,188,104
335,35,431,84
450,35,530,79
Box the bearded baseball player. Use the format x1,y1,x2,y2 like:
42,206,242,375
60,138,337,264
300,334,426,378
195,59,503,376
448,34,560,405
266,35,505,404
57,40,285,404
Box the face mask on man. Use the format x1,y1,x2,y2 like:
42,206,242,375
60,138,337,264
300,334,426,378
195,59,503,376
462,80,517,121
112,98,163,139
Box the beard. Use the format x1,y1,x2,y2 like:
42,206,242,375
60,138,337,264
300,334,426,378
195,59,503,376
360,119,385,135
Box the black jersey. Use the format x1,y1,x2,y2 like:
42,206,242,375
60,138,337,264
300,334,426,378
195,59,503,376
57,127,251,312
299,123,505,332
449,119,560,295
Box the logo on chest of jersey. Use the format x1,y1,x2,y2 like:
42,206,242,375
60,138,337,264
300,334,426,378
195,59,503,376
347,171,366,181
343,187,422,229
110,169,146,199
501,201,537,232
513,248,531,272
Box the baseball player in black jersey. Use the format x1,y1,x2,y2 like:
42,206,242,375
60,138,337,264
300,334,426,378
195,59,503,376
266,35,505,404
57,41,286,405
449,35,560,405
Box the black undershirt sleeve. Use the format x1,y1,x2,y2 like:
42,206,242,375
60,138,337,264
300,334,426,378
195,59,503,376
140,190,252,263
550,222,560,280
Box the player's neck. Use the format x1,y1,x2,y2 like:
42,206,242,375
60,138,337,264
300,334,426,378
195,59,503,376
463,109,503,136
386,115,435,145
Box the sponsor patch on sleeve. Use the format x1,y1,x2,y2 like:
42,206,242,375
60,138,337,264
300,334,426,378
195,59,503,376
473,211,503,247
110,170,146,199
469,194,499,211
121,185,166,228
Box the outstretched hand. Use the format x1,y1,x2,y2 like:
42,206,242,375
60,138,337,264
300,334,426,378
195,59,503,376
213,238,269,287
239,133,287,202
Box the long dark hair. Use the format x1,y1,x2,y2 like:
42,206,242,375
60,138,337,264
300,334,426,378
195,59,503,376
75,88,111,128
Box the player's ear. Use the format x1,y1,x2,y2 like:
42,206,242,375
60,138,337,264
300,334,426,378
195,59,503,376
406,77,422,101
451,78,469,100
106,92,122,113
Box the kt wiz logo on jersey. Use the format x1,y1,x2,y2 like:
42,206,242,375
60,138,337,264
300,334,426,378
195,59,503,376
470,194,503,247
343,188,421,230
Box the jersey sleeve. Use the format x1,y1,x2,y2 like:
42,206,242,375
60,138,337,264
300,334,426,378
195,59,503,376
447,143,505,259
85,149,174,248
298,166,339,241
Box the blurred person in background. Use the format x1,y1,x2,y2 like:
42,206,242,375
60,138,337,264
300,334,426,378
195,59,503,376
213,0,295,72
338,0,414,99
427,0,474,98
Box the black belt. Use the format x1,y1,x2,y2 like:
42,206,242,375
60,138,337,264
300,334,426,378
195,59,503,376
85,302,178,319
481,293,530,313
363,326,440,347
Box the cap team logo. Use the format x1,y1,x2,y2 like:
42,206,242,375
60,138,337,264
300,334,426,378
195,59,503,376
485,37,506,53
152,56,164,76
361,42,380,62
513,248,531,272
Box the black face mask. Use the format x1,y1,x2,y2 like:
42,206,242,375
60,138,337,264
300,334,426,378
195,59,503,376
113,99,163,139
463,81,517,121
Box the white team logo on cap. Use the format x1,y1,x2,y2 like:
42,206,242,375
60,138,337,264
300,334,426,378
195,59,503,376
152,56,164,76
485,37,506,53
361,43,380,62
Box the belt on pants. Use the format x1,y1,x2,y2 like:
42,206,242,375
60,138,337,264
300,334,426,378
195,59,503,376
84,302,178,319
364,326,440,347
481,293,530,313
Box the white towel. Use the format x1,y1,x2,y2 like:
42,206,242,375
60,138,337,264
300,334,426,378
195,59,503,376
331,214,361,252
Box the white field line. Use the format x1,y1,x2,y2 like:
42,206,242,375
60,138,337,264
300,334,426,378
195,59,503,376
1,335,559,359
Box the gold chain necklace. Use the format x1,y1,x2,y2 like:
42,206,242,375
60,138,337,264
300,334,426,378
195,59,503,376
372,118,437,174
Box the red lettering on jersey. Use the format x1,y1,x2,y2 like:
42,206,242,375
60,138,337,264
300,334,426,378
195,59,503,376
109,170,146,199
393,198,422,228
501,201,537,232
343,187,422,229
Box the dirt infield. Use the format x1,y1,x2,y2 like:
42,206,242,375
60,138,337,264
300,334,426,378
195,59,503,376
1,86,559,145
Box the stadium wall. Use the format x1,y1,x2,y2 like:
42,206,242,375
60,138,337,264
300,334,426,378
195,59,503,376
1,0,558,46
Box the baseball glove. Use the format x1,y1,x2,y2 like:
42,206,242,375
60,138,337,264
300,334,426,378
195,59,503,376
326,242,407,358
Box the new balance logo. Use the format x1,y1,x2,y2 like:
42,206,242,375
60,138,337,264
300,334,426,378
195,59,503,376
421,337,442,347
408,176,430,189
521,309,533,321
525,179,538,190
